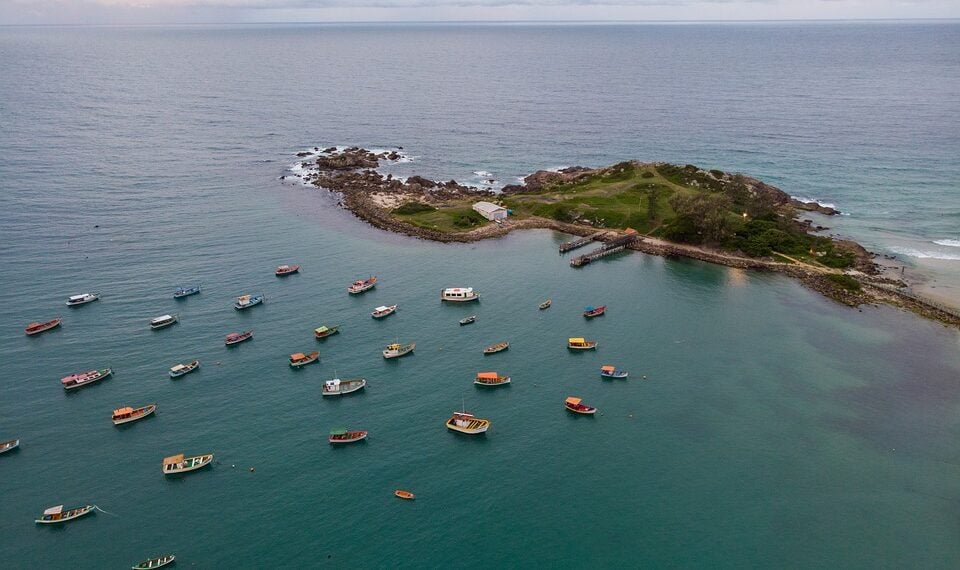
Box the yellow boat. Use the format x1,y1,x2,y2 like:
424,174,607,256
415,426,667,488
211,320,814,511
567,337,598,350
445,411,490,435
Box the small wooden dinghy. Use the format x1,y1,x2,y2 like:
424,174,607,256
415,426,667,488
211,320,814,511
564,396,597,415
275,264,300,276
567,337,598,350
162,453,213,475
25,317,62,336
328,428,368,444
132,554,176,569
61,368,112,390
150,314,179,330
382,342,415,359
600,365,628,378
583,305,606,318
347,275,377,294
483,342,509,355
394,489,415,500
35,504,94,524
66,293,99,306
289,351,319,368
322,377,366,396
173,284,201,298
459,315,477,326
371,304,397,319
314,324,340,339
538,299,552,310
112,404,157,425
446,410,490,434
234,293,264,310
225,331,253,346
474,371,511,387
0,438,20,455
169,360,200,378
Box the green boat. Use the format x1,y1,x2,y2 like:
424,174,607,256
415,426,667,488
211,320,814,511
314,324,340,339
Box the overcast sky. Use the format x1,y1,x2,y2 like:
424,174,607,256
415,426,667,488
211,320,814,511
1,0,958,25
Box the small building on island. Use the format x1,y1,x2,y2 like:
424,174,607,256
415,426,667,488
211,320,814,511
473,201,508,222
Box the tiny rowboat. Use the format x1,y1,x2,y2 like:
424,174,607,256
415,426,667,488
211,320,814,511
583,305,606,318
173,284,201,298
275,264,300,276
382,342,415,359
314,324,340,339
66,293,99,306
483,342,509,355
347,276,377,294
35,504,94,524
25,317,62,336
371,304,397,318
446,410,490,435
475,371,511,387
132,554,176,569
600,365,628,379
225,331,253,346
61,368,112,390
289,351,319,368
395,490,415,500
459,315,477,326
565,396,597,415
539,299,552,310
169,360,200,378
150,314,179,330
441,287,480,302
162,453,213,475
234,293,264,310
322,378,366,396
568,337,597,350
329,428,368,444
112,404,157,425
0,439,20,455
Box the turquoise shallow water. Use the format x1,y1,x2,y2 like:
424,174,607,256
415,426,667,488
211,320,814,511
2,22,960,568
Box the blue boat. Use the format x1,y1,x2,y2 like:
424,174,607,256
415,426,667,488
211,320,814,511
174,284,201,299
234,293,264,310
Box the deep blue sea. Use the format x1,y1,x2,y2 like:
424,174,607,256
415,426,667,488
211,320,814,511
1,22,960,568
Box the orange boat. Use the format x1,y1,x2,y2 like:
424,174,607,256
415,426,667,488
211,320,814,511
275,264,300,276
394,489,415,500
289,351,319,368
25,317,62,336
474,371,511,387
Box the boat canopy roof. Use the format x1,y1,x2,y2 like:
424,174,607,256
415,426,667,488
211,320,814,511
277,265,290,270
237,295,250,301
330,428,347,435
152,314,173,322
325,379,340,386
68,294,89,301
291,353,306,360
569,337,585,344
477,372,498,380
443,287,473,293
163,454,185,465
44,505,64,515
386,343,400,349
601,365,615,372
171,364,186,371
113,407,133,416
374,306,390,312
315,326,329,332
565,397,582,405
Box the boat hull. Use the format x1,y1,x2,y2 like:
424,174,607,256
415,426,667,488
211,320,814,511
150,317,178,330
483,343,509,355
62,368,112,390
322,380,366,396
446,421,490,435
565,404,597,415
395,490,415,500
234,298,263,310
113,404,157,425
162,454,213,475
66,295,98,306
329,431,368,444
169,361,200,378
601,372,628,378
225,333,253,346
0,439,20,454
35,505,95,524
568,343,598,350
132,555,176,569
25,318,62,336
275,265,300,276
289,353,319,368
314,326,340,338
474,378,511,387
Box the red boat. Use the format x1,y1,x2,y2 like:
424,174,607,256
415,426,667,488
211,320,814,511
564,396,597,415
25,317,62,336
583,305,606,318
347,276,377,294
225,330,253,346
328,429,368,444
275,264,300,276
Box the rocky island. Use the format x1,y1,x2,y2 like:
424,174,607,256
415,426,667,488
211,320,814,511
289,146,960,328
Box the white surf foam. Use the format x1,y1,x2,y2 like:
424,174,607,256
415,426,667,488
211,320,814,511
933,239,960,248
890,247,960,261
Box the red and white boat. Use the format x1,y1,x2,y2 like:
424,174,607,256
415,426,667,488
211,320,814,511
583,305,606,318
112,404,157,425
371,304,397,319
348,276,377,294
61,368,112,390
564,396,597,415
25,317,62,336
225,330,253,346
275,264,300,276
328,429,368,444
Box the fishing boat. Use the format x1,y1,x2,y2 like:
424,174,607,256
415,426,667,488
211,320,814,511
112,404,157,425
132,554,176,569
0,439,20,455
289,351,319,368
35,504,94,525
382,342,415,359
347,275,377,294
61,368,112,390
564,396,597,415
483,342,509,355
583,305,606,318
459,315,477,326
149,314,179,330
225,331,253,346
25,317,62,336
234,294,264,310
322,377,366,396
440,287,479,302
162,453,213,475
394,490,415,500
539,299,552,310
600,365,628,379
446,409,490,435
66,293,99,306
567,337,598,350
314,324,340,339
474,371,510,387
371,304,397,318
169,360,200,378
328,428,368,444
173,284,201,298
275,264,300,276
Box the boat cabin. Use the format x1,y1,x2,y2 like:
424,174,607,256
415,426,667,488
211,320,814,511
151,314,175,326
600,366,615,374
112,407,134,420
41,505,64,521
441,287,478,301
170,364,187,373
568,337,589,347
163,454,185,470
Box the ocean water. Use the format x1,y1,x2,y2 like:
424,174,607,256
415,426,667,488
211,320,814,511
1,23,960,568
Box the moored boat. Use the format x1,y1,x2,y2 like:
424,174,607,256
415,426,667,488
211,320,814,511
162,453,213,475
0,439,20,455
445,410,490,435
322,377,366,396
61,368,112,390
25,317,62,336
173,284,201,298
35,504,94,525
483,342,509,355
112,404,157,425
564,396,597,415
600,365,628,379
539,299,552,310
149,314,179,330
567,337,598,350
225,331,253,346
371,304,397,318
275,264,300,276
132,554,176,569
328,428,368,444
382,342,415,359
289,351,319,368
394,489,415,500
459,315,477,326
314,324,340,339
441,287,479,302
66,293,99,306
474,371,511,387
169,359,200,378
583,305,606,318
234,293,264,310
347,276,377,294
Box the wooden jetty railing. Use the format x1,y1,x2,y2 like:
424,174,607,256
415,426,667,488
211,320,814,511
570,234,639,267
559,231,606,253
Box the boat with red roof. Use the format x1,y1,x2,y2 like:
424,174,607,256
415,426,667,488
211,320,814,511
564,396,597,415
225,330,253,346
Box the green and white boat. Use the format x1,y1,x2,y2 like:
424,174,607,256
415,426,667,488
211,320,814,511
132,554,176,569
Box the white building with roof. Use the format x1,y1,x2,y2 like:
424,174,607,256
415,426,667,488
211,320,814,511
472,201,508,221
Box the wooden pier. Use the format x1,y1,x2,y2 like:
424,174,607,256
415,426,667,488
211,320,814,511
569,233,639,267
559,232,606,253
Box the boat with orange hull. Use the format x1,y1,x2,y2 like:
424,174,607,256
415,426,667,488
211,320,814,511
25,317,62,336
225,331,253,346
583,305,606,318
348,276,377,294
275,264,300,276
564,396,597,415
567,337,598,350
289,351,319,368
328,429,368,444
394,490,415,500
474,371,511,387
112,404,157,425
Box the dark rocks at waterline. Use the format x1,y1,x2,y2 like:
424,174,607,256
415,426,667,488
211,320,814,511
406,175,436,188
790,199,840,215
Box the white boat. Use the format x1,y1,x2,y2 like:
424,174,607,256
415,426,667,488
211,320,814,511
150,314,178,330
322,377,366,397
162,453,213,475
35,504,95,524
382,342,415,359
440,287,479,302
112,404,157,425
169,360,200,378
61,368,112,390
66,293,99,306
371,304,397,319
